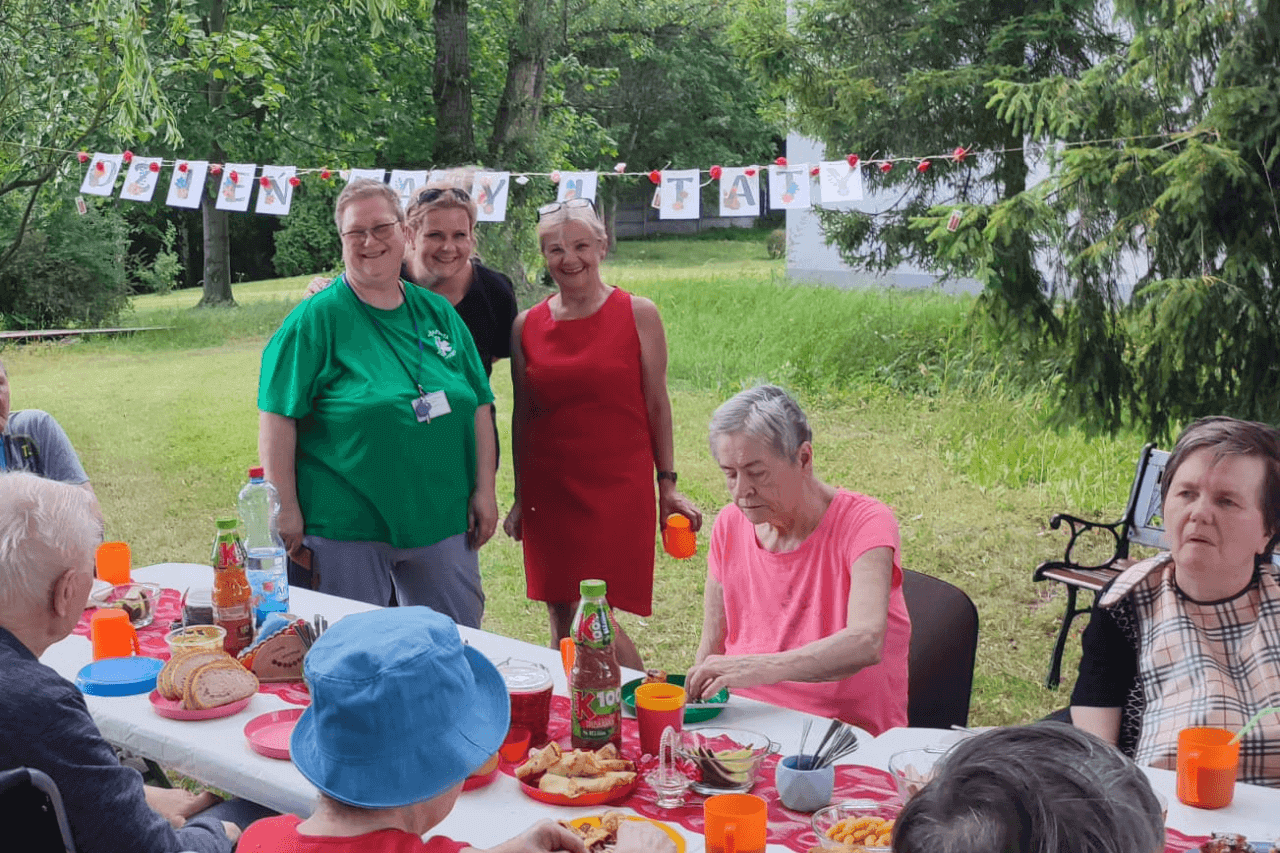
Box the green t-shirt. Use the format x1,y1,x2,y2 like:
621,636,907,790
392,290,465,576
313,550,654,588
257,278,494,548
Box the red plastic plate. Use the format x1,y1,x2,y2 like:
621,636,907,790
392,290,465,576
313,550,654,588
243,708,304,760
518,776,638,806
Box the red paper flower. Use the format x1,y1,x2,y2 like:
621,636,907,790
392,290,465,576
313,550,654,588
952,146,968,163
77,151,89,163
709,165,723,180
289,176,301,187
95,161,105,172
148,162,160,173
810,166,820,176
847,154,860,168
549,170,561,184
121,150,133,164
259,176,270,187
880,162,893,174
775,157,788,166
916,160,931,174
320,169,332,180
178,162,188,173
210,164,223,175
229,170,239,183
613,162,626,173
648,170,661,185
745,168,757,177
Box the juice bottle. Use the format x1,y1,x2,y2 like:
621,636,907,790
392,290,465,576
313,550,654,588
570,579,622,751
211,518,253,656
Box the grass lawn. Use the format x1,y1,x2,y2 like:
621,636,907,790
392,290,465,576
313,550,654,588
5,234,1149,726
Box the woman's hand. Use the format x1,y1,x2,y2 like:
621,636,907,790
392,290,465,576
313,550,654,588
302,276,333,298
659,483,702,532
480,819,587,853
686,654,763,702
468,488,499,550
503,503,524,541
143,786,222,828
278,499,305,559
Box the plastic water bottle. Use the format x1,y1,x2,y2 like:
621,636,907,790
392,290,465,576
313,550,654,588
238,466,289,627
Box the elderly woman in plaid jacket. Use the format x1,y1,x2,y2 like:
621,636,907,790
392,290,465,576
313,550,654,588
1071,417,1280,787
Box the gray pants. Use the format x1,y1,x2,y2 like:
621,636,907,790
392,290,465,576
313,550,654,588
304,534,484,628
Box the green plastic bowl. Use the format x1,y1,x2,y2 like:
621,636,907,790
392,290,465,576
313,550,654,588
621,673,729,723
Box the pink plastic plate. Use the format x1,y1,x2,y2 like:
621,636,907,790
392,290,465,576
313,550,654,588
243,708,304,760
149,689,252,721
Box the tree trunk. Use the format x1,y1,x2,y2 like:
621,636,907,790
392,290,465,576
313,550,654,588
432,0,475,164
198,0,235,307
487,0,553,167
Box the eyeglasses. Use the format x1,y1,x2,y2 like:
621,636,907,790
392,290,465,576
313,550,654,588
409,186,471,210
341,220,401,243
537,198,598,218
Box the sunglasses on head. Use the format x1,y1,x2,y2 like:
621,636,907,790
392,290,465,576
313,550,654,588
410,186,471,209
537,197,598,218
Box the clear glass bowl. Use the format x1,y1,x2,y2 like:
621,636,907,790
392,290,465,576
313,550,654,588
90,582,161,628
811,799,898,851
886,746,949,803
674,726,778,794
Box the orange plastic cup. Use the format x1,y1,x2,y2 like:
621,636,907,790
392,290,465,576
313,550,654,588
95,541,131,585
704,793,767,853
91,609,140,660
1177,727,1239,809
636,682,686,756
663,515,696,559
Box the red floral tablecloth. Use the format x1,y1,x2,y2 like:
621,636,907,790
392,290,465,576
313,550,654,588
74,588,310,705
504,696,1209,853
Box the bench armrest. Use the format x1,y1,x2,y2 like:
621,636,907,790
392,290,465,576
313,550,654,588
1032,512,1128,578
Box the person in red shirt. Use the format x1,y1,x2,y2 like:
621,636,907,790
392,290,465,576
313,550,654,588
238,607,674,853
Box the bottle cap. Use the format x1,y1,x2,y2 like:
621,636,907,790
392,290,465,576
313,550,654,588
248,466,264,479
579,579,607,598
216,518,239,530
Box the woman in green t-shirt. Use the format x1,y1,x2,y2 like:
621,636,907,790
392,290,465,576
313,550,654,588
257,180,497,627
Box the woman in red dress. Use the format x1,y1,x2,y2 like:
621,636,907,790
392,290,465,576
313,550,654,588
503,199,700,668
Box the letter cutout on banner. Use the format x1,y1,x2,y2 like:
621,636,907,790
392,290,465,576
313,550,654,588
768,164,811,210
391,170,429,208
215,163,257,212
659,169,700,220
818,160,864,204
719,167,761,217
80,153,124,196
120,158,163,202
166,161,208,209
255,165,297,216
557,172,598,203
347,168,387,184
472,172,510,222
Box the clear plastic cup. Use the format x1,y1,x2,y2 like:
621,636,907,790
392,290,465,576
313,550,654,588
165,624,227,657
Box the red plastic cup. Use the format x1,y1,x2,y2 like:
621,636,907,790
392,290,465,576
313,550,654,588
91,609,140,660
500,726,532,763
95,542,131,585
636,682,685,756
663,515,696,559
1177,727,1239,809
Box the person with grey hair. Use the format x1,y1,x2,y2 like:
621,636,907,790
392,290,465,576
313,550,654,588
259,179,497,626
0,472,241,853
892,722,1165,853
1072,416,1280,785
685,384,910,734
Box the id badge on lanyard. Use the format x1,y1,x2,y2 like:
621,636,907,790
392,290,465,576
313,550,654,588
413,390,452,423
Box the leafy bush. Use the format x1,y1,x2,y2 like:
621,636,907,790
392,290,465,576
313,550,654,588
272,183,343,277
766,227,785,258
0,201,130,328
129,222,183,295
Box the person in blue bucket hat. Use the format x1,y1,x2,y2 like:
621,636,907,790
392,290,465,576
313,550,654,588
238,607,673,852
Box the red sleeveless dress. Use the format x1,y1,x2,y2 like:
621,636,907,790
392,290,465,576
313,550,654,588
518,287,657,615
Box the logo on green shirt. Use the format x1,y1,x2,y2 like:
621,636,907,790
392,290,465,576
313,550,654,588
427,329,456,359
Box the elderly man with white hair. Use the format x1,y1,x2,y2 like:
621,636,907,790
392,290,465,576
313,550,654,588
0,472,239,853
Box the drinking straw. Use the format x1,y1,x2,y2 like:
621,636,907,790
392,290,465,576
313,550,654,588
1229,706,1280,744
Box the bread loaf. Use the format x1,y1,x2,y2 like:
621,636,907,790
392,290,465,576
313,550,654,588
158,651,225,701
184,658,259,710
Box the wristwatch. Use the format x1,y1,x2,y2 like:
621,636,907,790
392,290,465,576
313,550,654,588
656,471,678,484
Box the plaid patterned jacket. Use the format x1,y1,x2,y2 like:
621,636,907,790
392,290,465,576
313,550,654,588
1100,554,1280,785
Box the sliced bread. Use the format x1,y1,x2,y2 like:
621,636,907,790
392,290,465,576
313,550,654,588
158,651,225,701
184,658,259,710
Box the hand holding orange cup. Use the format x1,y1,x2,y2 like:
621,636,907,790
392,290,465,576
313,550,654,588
663,514,696,559
95,541,131,585
1177,726,1239,809
635,682,686,756
704,793,767,853
90,609,140,660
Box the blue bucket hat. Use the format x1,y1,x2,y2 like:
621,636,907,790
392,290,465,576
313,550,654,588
289,607,509,808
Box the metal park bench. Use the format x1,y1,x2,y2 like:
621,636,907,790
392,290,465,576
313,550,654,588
1033,444,1169,689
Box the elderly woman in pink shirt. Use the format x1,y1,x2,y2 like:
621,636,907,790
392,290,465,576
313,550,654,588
686,385,911,735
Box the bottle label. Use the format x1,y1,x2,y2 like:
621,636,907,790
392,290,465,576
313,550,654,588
573,601,613,649
571,686,621,742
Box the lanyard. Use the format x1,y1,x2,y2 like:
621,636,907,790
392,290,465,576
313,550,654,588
344,275,427,396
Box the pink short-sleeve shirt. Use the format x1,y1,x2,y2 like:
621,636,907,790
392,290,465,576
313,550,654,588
708,488,910,734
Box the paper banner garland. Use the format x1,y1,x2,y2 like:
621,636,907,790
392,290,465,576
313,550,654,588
769,163,812,210
166,161,208,208
556,171,598,204
120,157,164,203
390,170,429,208
255,165,297,216
472,171,511,222
347,168,387,185
817,160,864,205
80,153,124,197
658,169,700,220
215,163,257,212
719,167,761,217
